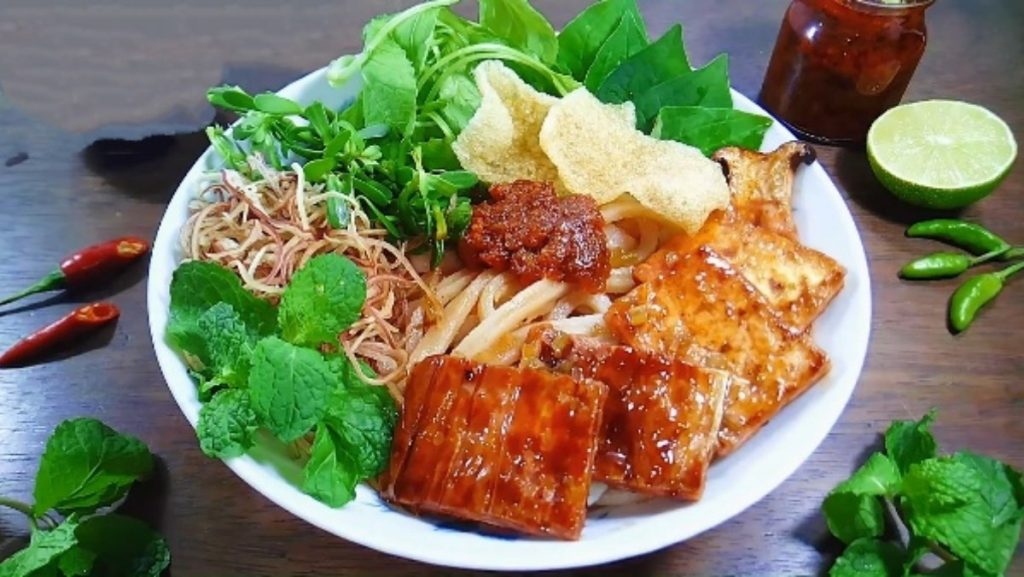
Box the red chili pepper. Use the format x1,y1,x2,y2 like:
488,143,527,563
0,237,150,307
0,302,120,367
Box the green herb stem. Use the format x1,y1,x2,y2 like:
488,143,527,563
0,496,36,521
418,43,570,102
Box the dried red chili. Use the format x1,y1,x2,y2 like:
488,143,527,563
0,237,150,306
0,302,120,367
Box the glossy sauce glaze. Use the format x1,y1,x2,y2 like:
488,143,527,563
759,0,932,144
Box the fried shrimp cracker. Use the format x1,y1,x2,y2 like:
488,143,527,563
539,88,729,234
452,61,561,185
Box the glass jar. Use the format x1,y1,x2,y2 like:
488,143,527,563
758,0,934,146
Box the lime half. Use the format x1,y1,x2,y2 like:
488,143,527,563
867,100,1017,209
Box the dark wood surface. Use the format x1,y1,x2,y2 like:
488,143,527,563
1,0,1022,574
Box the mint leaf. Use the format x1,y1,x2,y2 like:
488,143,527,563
0,519,79,577
823,454,899,544
33,419,153,516
885,411,937,475
595,25,691,105
557,0,646,80
75,514,170,577
824,492,886,545
56,546,96,577
278,254,366,349
361,36,417,138
302,423,361,507
248,337,337,442
479,0,558,64
582,11,648,92
653,105,772,156
166,261,277,353
195,302,260,389
829,538,906,577
324,384,398,478
901,453,1023,575
838,453,902,497
197,389,259,458
633,53,733,131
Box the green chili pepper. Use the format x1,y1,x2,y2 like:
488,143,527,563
948,260,1024,333
900,252,971,280
907,219,1010,256
899,248,1008,280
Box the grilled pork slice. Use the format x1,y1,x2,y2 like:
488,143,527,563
383,355,607,540
635,217,845,331
711,141,814,239
606,246,830,456
522,328,732,500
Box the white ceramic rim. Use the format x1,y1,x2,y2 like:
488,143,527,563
147,66,872,571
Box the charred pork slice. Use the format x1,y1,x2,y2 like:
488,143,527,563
606,246,830,456
382,355,607,540
522,328,732,500
635,217,845,331
711,141,814,240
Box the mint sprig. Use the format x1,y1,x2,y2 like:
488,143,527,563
825,412,1024,576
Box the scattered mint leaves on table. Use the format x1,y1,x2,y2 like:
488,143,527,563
0,419,168,577
824,412,1024,576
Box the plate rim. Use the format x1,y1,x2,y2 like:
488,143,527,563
146,65,873,571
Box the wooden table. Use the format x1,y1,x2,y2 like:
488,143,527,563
1,0,1021,574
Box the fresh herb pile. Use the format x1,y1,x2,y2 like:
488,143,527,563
824,412,1024,576
165,254,396,508
203,0,770,264
0,419,168,577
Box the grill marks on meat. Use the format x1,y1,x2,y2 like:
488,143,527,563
383,355,607,540
458,180,610,292
522,328,731,500
606,247,830,456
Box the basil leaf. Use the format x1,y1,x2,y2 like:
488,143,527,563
278,254,367,348
595,24,691,105
633,53,733,131
557,0,646,80
479,0,558,64
653,106,772,156
583,11,648,92
33,419,153,516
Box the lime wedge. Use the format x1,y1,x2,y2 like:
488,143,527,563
867,100,1017,209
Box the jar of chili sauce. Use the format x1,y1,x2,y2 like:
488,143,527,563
759,0,934,145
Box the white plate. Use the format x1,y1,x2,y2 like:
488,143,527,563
147,66,872,571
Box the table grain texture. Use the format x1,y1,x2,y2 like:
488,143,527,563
1,0,1022,575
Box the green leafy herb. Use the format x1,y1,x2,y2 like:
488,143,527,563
594,24,691,105
248,336,337,442
478,0,558,64
361,36,419,138
197,389,259,458
33,418,153,516
0,419,167,577
74,515,170,577
302,423,362,507
824,412,1024,576
557,0,645,80
324,384,398,478
583,11,648,92
633,53,732,130
278,254,367,348
194,302,260,389
653,105,773,156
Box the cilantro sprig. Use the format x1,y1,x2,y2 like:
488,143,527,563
824,412,1024,576
165,255,396,508
0,419,168,577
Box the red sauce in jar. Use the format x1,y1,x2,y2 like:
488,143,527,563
759,0,933,145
